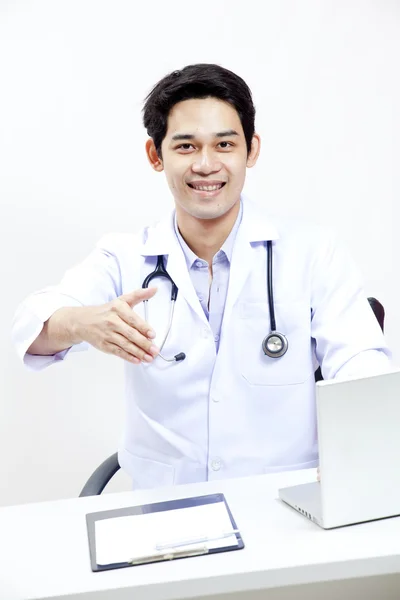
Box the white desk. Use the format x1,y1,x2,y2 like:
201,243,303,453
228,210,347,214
1,469,400,600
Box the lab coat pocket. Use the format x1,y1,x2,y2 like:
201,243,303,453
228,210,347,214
237,301,312,386
118,448,175,489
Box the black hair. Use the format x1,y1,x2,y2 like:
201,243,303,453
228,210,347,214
142,63,256,158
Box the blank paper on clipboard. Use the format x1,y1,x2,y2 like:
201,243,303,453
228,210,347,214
95,500,238,565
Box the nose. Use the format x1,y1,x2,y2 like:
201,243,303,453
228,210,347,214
191,149,222,175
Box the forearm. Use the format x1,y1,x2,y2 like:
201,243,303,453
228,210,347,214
27,307,86,356
333,349,393,380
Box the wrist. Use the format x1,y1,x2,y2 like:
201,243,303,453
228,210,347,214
50,306,86,346
67,307,87,346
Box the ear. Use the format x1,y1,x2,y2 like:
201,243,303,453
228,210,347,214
246,133,261,168
145,138,164,172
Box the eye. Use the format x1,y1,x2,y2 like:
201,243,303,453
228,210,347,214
218,141,234,149
176,144,194,151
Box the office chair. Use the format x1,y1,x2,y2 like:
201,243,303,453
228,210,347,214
79,296,385,497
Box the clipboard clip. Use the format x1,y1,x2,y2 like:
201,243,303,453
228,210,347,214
129,544,209,565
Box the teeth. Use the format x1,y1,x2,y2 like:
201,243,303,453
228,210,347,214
192,184,223,191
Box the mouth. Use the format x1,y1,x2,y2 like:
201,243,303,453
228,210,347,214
187,181,226,197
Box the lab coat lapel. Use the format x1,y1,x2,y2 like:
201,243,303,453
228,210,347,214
221,199,280,337
140,212,208,326
166,237,209,325
221,223,253,332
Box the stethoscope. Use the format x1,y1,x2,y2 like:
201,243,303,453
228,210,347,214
142,240,288,362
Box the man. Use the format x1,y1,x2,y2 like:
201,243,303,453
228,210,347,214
12,64,391,489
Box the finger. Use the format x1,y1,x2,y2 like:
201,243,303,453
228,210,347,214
111,333,157,363
103,342,141,365
119,287,157,309
115,322,159,357
114,301,156,339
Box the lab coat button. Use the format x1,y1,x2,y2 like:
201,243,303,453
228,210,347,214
214,334,220,342
211,458,222,471
211,395,219,403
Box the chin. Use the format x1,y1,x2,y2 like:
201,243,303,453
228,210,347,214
188,203,231,221
181,194,239,221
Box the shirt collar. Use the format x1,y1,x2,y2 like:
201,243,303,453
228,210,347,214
139,195,280,258
174,200,243,269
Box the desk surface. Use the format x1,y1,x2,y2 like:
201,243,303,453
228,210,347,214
1,469,400,600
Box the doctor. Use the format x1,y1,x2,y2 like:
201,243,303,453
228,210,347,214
13,63,391,489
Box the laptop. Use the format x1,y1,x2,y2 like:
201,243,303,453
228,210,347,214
278,368,400,529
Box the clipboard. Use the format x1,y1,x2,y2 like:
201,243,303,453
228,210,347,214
86,493,244,571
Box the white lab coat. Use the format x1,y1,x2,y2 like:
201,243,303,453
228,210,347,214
12,197,392,488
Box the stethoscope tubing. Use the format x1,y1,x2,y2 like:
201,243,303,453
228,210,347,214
142,241,288,362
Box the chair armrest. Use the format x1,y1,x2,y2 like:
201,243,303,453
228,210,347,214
79,452,121,497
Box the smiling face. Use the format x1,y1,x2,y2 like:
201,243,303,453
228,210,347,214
146,97,260,222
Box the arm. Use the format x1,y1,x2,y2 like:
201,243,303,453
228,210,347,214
27,307,87,356
25,290,158,364
13,233,159,370
12,234,123,370
310,230,392,380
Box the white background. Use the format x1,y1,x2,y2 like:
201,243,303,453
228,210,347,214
0,0,399,507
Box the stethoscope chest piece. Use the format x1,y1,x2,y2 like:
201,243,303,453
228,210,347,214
262,331,288,358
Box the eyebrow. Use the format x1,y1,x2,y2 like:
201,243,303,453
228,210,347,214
171,129,240,141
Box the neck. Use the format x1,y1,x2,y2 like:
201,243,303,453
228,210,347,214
176,201,241,264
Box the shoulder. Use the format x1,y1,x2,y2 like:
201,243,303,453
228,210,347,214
274,215,338,249
93,214,171,258
267,213,358,281
246,198,339,253
94,231,142,256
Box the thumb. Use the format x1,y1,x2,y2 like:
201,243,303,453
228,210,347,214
119,286,157,308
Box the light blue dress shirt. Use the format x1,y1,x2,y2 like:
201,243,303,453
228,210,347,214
174,201,243,353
